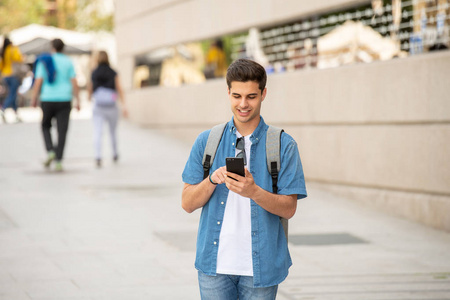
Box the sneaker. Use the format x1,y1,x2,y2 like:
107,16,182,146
15,115,22,123
43,151,56,168
96,159,102,168
54,161,63,172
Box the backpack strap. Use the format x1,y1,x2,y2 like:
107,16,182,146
266,126,283,193
266,126,289,241
202,123,227,179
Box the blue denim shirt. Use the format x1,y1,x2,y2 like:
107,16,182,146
182,117,307,287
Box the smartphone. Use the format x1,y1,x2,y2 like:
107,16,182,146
226,157,245,180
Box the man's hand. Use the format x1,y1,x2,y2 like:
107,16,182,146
210,166,227,185
225,168,258,198
182,167,225,213
31,97,38,108
226,168,297,219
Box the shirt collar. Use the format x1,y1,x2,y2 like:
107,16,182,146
228,116,267,144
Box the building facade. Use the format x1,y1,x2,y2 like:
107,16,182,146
115,0,450,231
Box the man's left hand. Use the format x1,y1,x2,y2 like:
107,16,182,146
225,168,258,198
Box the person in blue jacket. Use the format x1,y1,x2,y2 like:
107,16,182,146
31,39,80,172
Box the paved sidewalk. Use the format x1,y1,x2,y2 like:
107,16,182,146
0,111,449,300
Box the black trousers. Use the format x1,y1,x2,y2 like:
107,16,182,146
41,101,72,161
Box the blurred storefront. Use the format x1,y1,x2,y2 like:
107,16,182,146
115,0,450,231
130,0,449,89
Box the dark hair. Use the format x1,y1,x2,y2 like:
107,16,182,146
214,39,223,50
1,37,12,62
226,59,267,92
51,38,65,53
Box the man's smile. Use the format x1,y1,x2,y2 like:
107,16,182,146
237,108,251,115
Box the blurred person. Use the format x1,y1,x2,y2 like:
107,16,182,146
245,28,269,67
88,50,127,168
205,39,227,78
182,59,307,299
31,38,80,172
0,37,24,123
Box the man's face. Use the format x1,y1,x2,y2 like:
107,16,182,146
228,81,266,128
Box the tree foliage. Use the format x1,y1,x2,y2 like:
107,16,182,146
0,0,114,34
77,0,114,32
0,0,46,34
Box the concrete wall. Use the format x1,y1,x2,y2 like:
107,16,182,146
115,0,450,231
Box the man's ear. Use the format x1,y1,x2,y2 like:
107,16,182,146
261,88,267,101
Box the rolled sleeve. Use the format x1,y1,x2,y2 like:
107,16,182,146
182,130,210,185
277,134,307,200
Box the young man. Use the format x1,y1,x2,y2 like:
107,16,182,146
182,58,307,299
31,38,80,171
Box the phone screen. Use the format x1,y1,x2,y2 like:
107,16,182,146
226,157,245,179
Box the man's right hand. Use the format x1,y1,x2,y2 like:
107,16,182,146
210,166,227,185
182,166,228,213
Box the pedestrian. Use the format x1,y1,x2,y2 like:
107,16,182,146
0,36,24,123
182,58,307,299
204,39,227,78
31,38,80,172
88,50,127,168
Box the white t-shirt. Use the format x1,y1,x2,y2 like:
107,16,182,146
216,133,253,276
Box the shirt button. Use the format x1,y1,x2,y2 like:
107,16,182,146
221,202,224,205
214,241,217,245
217,221,221,225
232,143,235,146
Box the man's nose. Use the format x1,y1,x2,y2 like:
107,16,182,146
239,98,249,107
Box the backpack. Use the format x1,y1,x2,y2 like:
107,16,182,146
201,123,289,241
